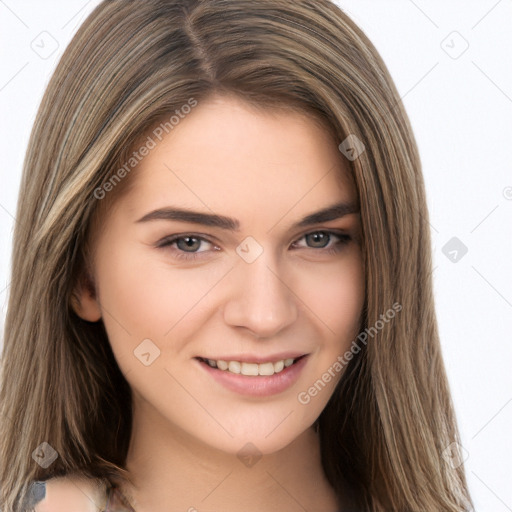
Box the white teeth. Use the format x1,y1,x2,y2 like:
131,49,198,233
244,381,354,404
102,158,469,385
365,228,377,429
217,360,228,370
202,357,301,376
241,362,259,376
258,362,275,376
273,360,284,373
228,361,241,374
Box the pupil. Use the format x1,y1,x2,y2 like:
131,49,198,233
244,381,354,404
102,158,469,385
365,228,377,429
306,232,329,248
178,237,200,252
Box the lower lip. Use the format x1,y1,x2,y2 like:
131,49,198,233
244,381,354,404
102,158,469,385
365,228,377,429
195,356,309,397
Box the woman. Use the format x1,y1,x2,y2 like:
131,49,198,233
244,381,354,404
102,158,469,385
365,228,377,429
0,0,474,510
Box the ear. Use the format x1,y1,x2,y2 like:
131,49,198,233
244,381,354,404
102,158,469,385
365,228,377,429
70,269,102,322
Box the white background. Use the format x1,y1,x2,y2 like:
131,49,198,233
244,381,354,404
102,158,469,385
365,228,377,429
1,1,511,510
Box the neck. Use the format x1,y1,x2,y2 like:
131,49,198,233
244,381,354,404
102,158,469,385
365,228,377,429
120,395,340,512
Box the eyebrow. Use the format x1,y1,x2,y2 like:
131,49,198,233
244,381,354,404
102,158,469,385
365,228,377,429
135,201,359,231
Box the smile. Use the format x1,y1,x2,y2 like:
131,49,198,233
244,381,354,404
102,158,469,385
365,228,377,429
195,354,309,397
197,356,304,376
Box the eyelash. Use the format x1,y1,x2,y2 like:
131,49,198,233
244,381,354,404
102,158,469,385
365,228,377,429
156,230,352,261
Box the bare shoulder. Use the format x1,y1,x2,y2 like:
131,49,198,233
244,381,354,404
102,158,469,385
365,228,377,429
33,474,108,512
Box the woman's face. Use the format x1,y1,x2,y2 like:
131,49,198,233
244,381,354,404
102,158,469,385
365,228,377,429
79,94,365,455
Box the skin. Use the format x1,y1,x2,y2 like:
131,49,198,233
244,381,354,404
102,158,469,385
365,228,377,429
74,94,365,512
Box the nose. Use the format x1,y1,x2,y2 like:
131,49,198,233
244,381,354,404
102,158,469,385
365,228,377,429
223,254,298,338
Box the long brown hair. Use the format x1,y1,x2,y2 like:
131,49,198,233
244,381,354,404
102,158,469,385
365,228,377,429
0,0,473,510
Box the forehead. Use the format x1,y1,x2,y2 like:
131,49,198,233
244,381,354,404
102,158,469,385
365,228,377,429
118,95,357,223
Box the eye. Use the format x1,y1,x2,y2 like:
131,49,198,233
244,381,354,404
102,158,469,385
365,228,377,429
173,236,206,252
291,230,351,253
304,232,331,248
156,234,219,260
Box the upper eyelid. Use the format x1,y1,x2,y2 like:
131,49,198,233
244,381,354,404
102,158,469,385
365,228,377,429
289,231,351,251
292,228,349,241
157,233,218,248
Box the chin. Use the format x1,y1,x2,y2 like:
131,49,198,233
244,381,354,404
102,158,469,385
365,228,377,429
194,416,317,457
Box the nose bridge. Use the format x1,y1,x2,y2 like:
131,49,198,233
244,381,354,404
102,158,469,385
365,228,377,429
223,249,298,337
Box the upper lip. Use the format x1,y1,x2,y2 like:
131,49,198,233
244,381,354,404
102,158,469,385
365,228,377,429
196,352,308,364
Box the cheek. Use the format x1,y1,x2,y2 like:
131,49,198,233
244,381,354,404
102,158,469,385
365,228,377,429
296,253,365,344
292,255,365,407
94,242,231,355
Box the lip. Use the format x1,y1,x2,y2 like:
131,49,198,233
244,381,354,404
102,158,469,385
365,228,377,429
196,352,307,364
195,355,309,397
